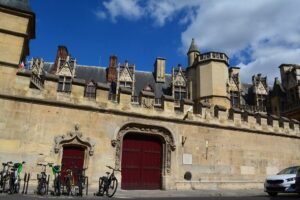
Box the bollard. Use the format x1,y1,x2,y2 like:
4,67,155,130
85,176,88,196
22,173,27,194
25,173,30,194
46,174,50,195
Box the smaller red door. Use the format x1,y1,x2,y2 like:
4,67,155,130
61,145,85,184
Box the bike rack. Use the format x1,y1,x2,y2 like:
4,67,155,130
85,176,88,196
46,174,50,195
22,173,30,194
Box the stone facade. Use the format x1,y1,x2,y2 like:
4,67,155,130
0,0,300,191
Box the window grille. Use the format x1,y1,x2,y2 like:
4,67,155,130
84,81,96,99
57,76,72,93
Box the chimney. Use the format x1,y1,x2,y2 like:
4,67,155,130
51,45,69,74
107,55,117,82
154,57,166,83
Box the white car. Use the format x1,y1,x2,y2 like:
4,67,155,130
264,166,300,196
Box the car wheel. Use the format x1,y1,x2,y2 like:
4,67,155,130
267,192,278,196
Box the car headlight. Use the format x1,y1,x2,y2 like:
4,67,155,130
286,177,295,182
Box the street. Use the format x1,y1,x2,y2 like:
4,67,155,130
0,194,300,200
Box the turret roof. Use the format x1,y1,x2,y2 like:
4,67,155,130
187,38,200,54
0,0,32,12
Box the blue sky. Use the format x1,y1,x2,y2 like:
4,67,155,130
30,1,189,72
30,0,300,84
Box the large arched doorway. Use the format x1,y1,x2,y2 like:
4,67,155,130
61,145,85,184
121,133,163,189
111,123,176,190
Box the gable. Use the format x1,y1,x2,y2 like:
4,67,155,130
228,78,239,91
174,72,186,87
57,61,74,77
119,67,133,82
256,82,268,95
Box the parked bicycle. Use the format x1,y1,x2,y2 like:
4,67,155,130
63,168,73,196
0,161,13,193
95,166,120,198
76,169,88,196
9,161,25,194
49,164,61,196
36,163,51,195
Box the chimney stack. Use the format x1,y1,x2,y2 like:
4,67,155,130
107,55,117,82
51,45,69,74
154,57,166,83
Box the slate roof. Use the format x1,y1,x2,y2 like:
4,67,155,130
0,0,32,12
43,63,172,98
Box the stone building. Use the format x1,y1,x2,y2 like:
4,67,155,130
0,0,300,191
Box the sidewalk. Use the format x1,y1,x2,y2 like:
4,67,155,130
113,189,266,198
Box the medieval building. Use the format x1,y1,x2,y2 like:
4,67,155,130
0,0,300,191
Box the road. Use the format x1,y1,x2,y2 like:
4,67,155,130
0,194,300,200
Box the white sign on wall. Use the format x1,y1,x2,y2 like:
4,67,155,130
183,153,192,165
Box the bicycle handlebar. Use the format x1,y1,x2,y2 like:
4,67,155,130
106,165,121,172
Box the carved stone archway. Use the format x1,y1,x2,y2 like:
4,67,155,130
54,124,95,169
111,123,176,175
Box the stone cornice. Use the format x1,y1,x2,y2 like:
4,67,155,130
0,92,299,140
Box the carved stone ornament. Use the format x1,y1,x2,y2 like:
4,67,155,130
112,123,176,175
142,98,154,109
54,124,95,156
30,58,44,77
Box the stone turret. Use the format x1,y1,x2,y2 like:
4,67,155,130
187,38,200,67
186,39,230,109
0,0,35,67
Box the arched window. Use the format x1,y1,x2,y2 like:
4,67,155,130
84,81,96,99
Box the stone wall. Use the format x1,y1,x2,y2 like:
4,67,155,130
0,68,299,190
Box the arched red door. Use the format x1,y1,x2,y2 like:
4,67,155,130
121,133,162,190
61,145,85,184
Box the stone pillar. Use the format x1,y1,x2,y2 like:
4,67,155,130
181,99,194,120
96,83,110,104
162,95,175,113
119,87,132,105
228,108,242,127
214,105,227,123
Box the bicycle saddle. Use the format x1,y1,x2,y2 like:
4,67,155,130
106,172,110,175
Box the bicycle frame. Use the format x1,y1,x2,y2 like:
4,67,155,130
95,165,120,198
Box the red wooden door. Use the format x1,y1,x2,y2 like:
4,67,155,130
61,145,85,185
121,134,162,190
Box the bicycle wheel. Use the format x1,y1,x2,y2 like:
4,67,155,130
9,177,14,194
106,177,118,198
54,177,61,196
65,178,71,195
38,182,46,195
96,178,105,196
15,181,20,194
3,176,9,192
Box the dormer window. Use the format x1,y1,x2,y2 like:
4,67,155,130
120,81,132,88
58,76,72,93
84,81,96,99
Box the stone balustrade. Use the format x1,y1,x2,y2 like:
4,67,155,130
198,52,229,65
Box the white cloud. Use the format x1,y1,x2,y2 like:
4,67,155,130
96,0,300,84
97,0,143,22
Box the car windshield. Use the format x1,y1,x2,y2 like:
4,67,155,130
277,166,300,175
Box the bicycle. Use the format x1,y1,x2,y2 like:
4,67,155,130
95,166,120,198
49,164,61,196
76,168,86,196
63,168,73,196
36,163,51,195
0,161,13,193
9,161,25,194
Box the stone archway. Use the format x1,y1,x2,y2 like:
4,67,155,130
111,123,176,179
54,124,95,169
